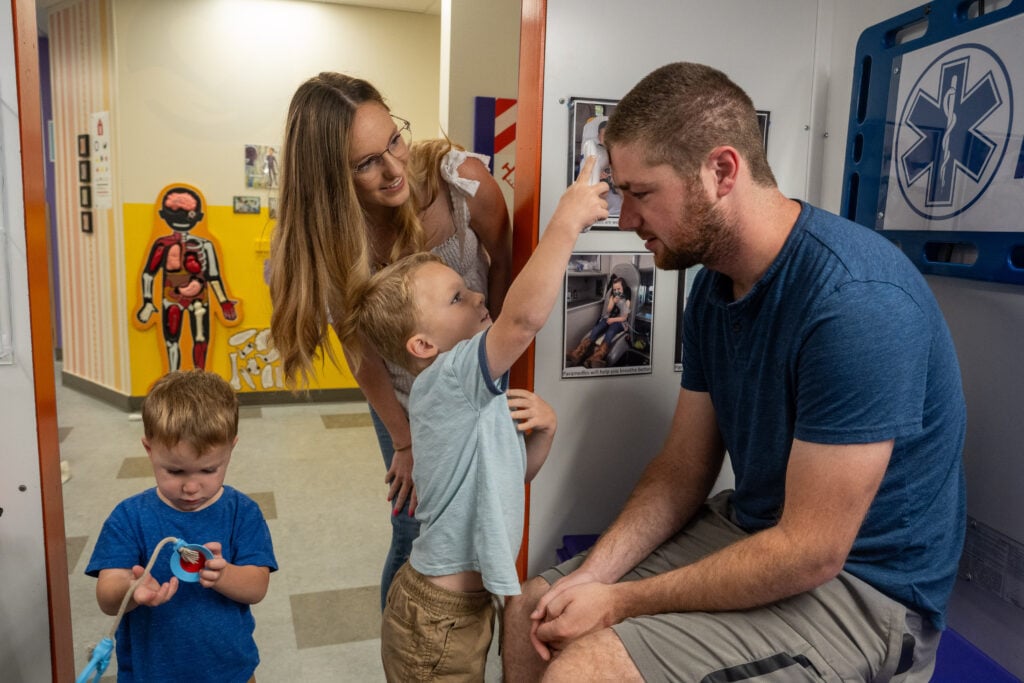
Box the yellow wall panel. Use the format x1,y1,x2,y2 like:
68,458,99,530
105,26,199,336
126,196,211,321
124,196,355,398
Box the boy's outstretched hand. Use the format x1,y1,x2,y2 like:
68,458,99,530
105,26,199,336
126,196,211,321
508,388,557,435
129,565,179,607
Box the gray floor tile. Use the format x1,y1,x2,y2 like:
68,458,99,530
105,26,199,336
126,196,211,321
116,456,151,479
66,535,88,574
298,639,387,682
321,413,375,429
291,585,381,648
240,405,263,419
248,491,277,520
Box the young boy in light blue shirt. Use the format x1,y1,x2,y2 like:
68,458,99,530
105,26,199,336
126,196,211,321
339,159,607,680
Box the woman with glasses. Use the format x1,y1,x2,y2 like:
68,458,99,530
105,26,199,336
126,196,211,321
268,72,512,608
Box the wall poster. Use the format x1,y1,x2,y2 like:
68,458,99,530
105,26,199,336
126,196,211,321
474,96,517,215
89,111,112,210
562,251,655,378
673,267,698,373
756,110,770,152
245,144,279,189
673,274,685,373
567,97,621,229
233,196,260,214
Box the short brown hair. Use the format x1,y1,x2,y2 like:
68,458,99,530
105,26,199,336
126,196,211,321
605,62,776,186
336,252,441,374
142,370,238,454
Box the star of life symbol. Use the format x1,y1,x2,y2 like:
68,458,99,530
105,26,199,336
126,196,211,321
894,44,1013,220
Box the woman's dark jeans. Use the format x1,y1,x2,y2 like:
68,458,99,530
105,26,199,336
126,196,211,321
369,407,421,611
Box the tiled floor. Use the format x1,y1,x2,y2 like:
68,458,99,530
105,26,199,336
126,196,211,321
59,367,404,681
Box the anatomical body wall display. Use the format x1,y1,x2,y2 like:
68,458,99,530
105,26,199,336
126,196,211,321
133,183,242,376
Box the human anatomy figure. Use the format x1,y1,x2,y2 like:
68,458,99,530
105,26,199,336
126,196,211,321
137,185,240,371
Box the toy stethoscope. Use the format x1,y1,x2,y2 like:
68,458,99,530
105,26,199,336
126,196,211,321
75,537,214,683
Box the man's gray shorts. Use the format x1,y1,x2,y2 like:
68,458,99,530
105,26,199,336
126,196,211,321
540,491,941,682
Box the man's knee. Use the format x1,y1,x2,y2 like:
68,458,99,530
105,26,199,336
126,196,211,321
544,628,641,682
505,578,552,642
507,576,549,614
503,576,555,681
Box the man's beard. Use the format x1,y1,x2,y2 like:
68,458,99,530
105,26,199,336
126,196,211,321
656,179,737,271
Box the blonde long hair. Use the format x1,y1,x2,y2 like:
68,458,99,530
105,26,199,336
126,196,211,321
269,72,454,388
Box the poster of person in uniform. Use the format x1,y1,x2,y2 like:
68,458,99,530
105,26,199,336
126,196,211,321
567,98,621,229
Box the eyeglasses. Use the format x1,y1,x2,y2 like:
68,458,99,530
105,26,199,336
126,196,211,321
352,116,412,176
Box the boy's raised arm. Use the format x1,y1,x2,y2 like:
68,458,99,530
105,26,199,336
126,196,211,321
485,157,608,378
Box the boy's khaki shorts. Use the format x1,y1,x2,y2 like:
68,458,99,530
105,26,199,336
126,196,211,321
381,562,494,682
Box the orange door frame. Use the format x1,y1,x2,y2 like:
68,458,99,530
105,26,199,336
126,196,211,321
512,0,546,581
11,0,75,679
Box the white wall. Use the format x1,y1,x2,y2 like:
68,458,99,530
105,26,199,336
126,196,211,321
0,4,54,680
820,0,915,213
528,0,824,575
442,0,520,146
440,0,520,216
114,0,441,205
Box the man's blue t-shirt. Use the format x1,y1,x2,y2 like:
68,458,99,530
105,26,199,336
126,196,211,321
682,202,966,629
86,486,277,682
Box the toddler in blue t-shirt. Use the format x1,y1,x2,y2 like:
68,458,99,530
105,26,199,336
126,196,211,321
85,370,277,682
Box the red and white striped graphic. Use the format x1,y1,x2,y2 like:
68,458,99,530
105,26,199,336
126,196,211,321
493,98,516,193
